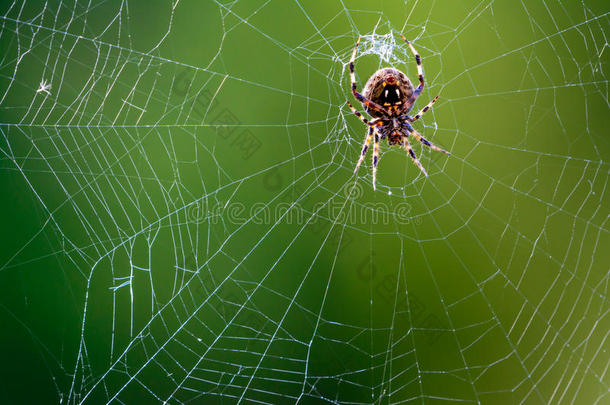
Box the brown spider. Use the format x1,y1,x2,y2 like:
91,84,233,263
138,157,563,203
347,34,450,190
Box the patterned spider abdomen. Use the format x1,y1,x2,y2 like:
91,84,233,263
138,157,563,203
362,68,414,117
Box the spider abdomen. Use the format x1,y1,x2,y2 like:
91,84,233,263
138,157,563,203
362,68,413,117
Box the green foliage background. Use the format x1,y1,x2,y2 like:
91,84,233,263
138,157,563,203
0,1,608,404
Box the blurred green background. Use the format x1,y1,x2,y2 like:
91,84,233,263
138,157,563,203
0,0,608,404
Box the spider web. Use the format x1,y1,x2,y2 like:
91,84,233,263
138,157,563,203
0,0,609,404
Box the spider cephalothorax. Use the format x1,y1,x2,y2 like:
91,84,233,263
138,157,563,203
346,34,450,190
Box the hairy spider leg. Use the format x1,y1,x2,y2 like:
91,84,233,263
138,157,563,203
403,136,428,177
372,132,380,190
354,126,373,174
400,34,425,101
408,96,439,123
405,122,450,155
347,100,383,173
349,37,387,115
346,100,373,126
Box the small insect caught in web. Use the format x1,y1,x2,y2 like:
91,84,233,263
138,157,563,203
347,34,450,190
36,79,52,95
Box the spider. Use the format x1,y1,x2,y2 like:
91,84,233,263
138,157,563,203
347,34,449,190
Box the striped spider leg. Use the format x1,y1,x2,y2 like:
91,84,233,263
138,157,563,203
402,135,427,177
346,101,383,190
349,37,387,116
400,34,426,103
404,121,450,155
407,96,438,123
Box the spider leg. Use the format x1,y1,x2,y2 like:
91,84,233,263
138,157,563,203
372,132,380,190
354,126,373,174
400,34,425,100
349,37,387,115
346,100,373,126
403,136,428,177
407,96,438,123
348,101,384,178
405,122,450,155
